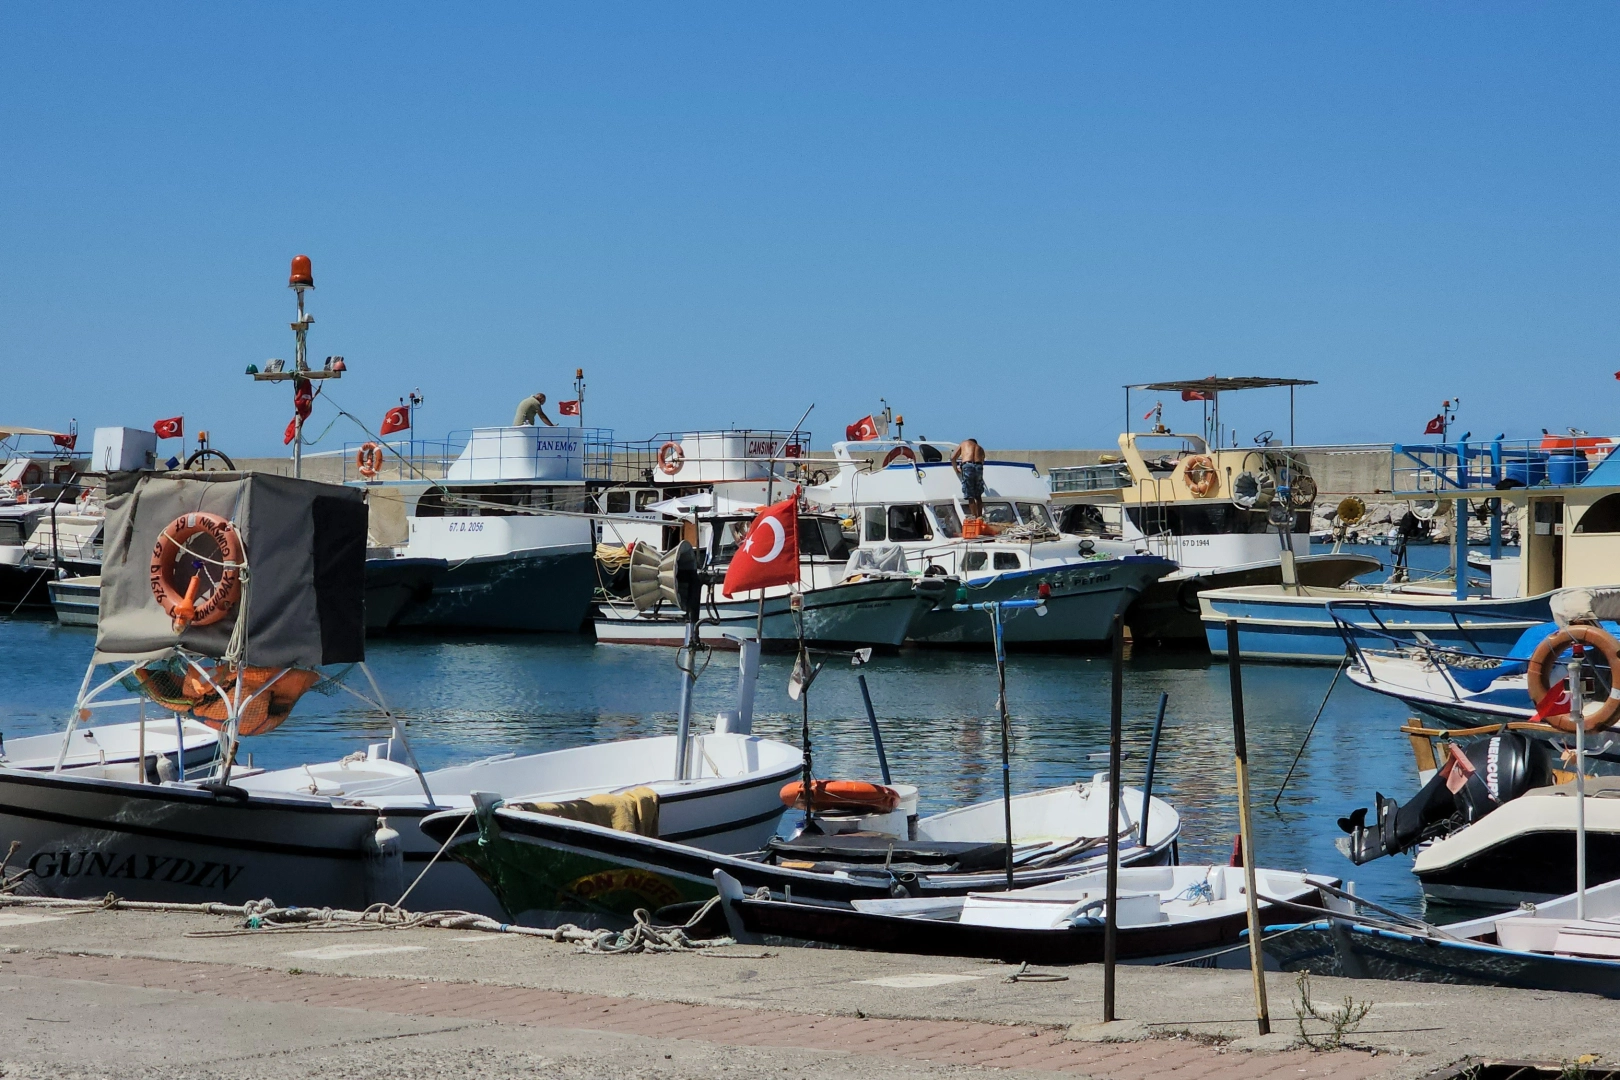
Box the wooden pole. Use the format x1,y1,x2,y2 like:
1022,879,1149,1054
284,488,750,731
1102,614,1123,1023
1226,619,1270,1036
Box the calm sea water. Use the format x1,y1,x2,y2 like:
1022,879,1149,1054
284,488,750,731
0,542,1507,920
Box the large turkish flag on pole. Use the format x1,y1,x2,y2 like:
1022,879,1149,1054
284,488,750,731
722,497,801,597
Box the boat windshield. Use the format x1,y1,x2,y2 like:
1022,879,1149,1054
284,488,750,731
930,502,962,538
982,502,1016,525
798,518,850,560
1015,502,1053,530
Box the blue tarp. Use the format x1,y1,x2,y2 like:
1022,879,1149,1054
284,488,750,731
1445,620,1620,694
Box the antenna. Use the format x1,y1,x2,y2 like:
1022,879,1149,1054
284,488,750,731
245,255,345,478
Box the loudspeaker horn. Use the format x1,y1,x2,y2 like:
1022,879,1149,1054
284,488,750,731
628,541,698,614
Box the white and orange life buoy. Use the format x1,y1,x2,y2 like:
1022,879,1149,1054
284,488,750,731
880,445,917,468
657,441,685,476
780,780,901,815
356,442,384,480
1526,624,1620,733
1183,455,1217,497
150,512,244,633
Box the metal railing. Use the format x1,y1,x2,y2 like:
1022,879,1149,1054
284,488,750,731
1389,436,1619,497
1050,463,1132,493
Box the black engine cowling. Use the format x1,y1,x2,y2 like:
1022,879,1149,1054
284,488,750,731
1337,730,1553,865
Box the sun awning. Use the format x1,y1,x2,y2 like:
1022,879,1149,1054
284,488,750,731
1123,377,1317,394
0,426,70,440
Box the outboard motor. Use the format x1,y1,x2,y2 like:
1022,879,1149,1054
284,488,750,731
1337,730,1553,865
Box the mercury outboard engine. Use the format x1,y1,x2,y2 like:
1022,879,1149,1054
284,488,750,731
1337,730,1553,865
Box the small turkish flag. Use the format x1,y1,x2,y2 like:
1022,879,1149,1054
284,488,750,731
845,415,879,442
380,406,410,436
722,496,800,597
1181,390,1210,401
1439,743,1478,795
52,433,76,450
153,416,184,440
558,400,580,417
1142,408,1156,420
1531,679,1572,724
1424,414,1445,436
283,379,314,445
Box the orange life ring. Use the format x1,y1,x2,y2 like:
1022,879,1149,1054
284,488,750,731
356,442,384,480
1183,455,1217,497
657,441,685,476
1526,624,1620,733
881,445,918,468
150,512,245,633
780,780,901,815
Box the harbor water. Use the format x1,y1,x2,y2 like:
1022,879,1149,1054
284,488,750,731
0,543,1510,921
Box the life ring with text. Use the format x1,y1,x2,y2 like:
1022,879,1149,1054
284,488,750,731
657,441,685,476
881,445,917,468
356,442,384,480
1182,455,1217,497
150,512,244,633
780,779,901,815
1526,624,1620,733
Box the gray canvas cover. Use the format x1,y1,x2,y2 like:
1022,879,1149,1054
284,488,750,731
94,471,367,668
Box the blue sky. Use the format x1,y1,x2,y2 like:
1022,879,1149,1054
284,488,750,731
3,5,1616,454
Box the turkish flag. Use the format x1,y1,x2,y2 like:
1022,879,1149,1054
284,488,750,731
1181,390,1210,401
1438,743,1478,795
52,433,76,450
721,497,800,597
380,406,410,436
1531,679,1572,724
153,416,184,440
558,400,580,417
845,415,879,442
283,379,314,445
1424,414,1445,436
783,442,802,459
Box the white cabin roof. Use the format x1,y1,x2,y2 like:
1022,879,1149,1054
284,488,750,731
809,440,1048,507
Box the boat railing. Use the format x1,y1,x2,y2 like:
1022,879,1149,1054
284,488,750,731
1049,463,1132,494
340,429,615,485
1389,436,1620,497
1327,599,1535,696
595,430,817,486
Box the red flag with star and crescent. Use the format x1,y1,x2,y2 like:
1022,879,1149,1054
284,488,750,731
1530,679,1572,724
380,405,410,436
722,496,800,597
845,415,879,442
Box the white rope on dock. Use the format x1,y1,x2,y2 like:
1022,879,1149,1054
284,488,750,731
0,892,734,955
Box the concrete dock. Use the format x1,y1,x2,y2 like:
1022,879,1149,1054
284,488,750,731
0,903,1612,1078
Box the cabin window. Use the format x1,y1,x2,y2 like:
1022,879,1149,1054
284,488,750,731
863,507,886,542
887,504,932,542
1016,503,1053,530
604,490,631,514
930,502,963,539
1576,493,1620,533
993,551,1021,570
415,488,448,517
821,520,850,561
798,521,826,557
961,551,988,571
982,502,1016,525
636,490,661,510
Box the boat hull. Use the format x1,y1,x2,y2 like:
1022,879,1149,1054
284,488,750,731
0,769,387,909
1199,587,1551,664
594,577,939,651
1268,921,1620,997
379,546,595,633
907,556,1170,648
1127,554,1382,645
46,575,99,626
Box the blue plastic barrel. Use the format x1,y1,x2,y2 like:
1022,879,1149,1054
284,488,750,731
1502,451,1548,487
1548,454,1589,486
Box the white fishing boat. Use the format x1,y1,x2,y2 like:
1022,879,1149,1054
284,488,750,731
0,470,800,917
716,863,1334,963
1050,378,1380,645
592,431,948,650
804,437,1174,646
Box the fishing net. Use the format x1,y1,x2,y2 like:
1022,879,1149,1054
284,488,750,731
122,659,355,736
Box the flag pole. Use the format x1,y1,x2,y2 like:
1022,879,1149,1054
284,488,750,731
757,403,814,642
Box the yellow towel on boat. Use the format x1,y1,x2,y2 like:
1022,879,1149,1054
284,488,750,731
510,786,660,838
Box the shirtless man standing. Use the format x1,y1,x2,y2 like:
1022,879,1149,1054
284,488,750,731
952,438,987,518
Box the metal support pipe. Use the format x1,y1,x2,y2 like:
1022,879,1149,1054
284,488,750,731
993,604,1014,891
856,673,891,786
1573,644,1587,920
1139,691,1168,847
674,617,700,781
1102,614,1124,1023
1226,619,1271,1036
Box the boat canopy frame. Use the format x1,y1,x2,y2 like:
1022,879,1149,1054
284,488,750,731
1123,377,1316,451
